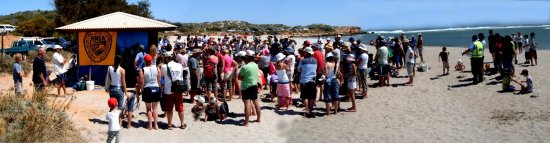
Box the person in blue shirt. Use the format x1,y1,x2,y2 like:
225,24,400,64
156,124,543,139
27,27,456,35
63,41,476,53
297,47,317,117
13,53,25,96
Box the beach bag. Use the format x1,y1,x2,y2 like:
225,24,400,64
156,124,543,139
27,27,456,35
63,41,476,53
168,66,188,93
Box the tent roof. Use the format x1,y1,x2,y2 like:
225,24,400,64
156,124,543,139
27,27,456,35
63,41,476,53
56,12,176,32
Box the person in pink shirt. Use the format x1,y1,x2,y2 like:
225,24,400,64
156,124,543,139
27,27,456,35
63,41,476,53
221,49,238,101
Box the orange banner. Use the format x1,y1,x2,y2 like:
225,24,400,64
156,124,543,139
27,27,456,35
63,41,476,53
78,32,117,66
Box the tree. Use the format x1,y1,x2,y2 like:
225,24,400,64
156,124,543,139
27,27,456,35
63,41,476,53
17,16,56,37
54,0,153,27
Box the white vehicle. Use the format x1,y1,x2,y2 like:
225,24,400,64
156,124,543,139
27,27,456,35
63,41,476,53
0,24,16,33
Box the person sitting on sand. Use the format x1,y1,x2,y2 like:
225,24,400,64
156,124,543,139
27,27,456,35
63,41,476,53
204,97,221,122
439,46,450,75
512,69,534,95
106,98,121,143
501,69,515,92
191,96,206,121
455,59,465,71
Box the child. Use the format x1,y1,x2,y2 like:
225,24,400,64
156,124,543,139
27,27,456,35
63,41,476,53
106,98,121,143
501,69,515,92
13,53,25,96
513,69,534,95
204,98,220,122
191,96,206,121
439,47,450,75
269,74,278,102
455,59,465,71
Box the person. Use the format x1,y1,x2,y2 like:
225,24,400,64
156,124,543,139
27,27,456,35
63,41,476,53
513,69,534,94
323,53,340,115
233,51,247,99
160,52,187,130
239,50,261,126
13,53,25,96
149,45,159,66
516,32,523,56
203,47,219,103
356,44,369,97
139,55,161,130
345,54,358,112
33,47,48,92
204,97,224,122
191,96,206,121
415,34,423,63
188,49,201,104
106,98,121,143
257,46,270,90
501,69,515,92
404,41,416,86
175,48,189,95
522,34,530,64
455,59,466,71
134,45,146,100
374,39,390,87
527,33,537,66
312,44,325,102
283,48,296,94
488,30,497,70
275,53,291,109
439,46,450,75
502,36,516,73
221,49,237,101
105,55,132,127
462,35,484,84
297,47,318,117
52,45,68,97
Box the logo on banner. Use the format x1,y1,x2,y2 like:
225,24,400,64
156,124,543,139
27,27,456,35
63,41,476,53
83,32,113,62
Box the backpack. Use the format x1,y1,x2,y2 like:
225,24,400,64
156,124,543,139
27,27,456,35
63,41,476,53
167,65,188,93
203,57,216,78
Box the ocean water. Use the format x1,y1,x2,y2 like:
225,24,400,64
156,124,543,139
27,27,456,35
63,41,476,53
346,25,549,49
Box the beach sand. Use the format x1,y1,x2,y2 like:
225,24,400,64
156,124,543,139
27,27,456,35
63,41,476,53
1,45,548,143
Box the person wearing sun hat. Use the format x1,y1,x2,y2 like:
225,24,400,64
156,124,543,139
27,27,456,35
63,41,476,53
275,53,291,109
356,44,369,97
323,52,340,115
239,50,261,126
106,98,121,143
283,47,297,93
297,47,317,117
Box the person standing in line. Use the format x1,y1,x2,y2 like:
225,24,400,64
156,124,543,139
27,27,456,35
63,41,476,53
311,44,325,102
161,52,187,130
323,52,340,115
275,53,291,109
221,49,238,101
53,45,68,97
188,49,201,104
375,39,390,87
105,55,132,127
106,98,121,143
239,50,262,127
462,35,485,84
139,55,161,130
356,45,369,98
297,47,318,117
33,47,48,92
134,45,146,102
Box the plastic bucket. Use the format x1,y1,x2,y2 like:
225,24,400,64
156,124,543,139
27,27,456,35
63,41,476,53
86,81,95,91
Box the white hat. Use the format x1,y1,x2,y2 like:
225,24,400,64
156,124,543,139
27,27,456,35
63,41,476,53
54,45,63,49
194,96,205,104
236,51,246,57
326,52,334,58
163,51,173,57
336,35,342,38
304,47,314,55
326,38,331,41
359,44,368,51
458,59,463,64
246,50,255,57
276,53,285,61
346,54,356,62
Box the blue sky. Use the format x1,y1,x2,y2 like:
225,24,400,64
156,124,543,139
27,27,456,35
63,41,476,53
1,0,549,30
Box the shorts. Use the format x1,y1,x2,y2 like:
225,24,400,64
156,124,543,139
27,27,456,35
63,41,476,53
165,92,184,112
300,82,317,100
358,69,368,91
56,73,66,84
407,63,414,76
379,64,390,75
190,76,199,90
525,52,530,60
221,72,233,90
323,79,339,102
276,83,291,106
109,86,125,110
204,77,218,91
292,72,301,84
529,49,537,60
126,92,136,112
142,86,161,103
241,85,259,100
14,81,23,96
347,76,357,89
442,61,450,69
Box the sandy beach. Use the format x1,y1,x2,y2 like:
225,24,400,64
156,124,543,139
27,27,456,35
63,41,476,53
0,44,548,143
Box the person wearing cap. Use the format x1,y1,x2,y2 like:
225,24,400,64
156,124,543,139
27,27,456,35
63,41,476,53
52,45,68,97
239,50,261,126
232,51,247,99
462,35,484,84
188,49,201,104
204,97,221,122
356,44,369,97
275,53,291,109
191,95,206,121
323,52,340,114
297,47,318,117
160,51,187,130
311,43,326,102
375,38,391,86
283,47,297,94
139,54,162,130
106,98,121,143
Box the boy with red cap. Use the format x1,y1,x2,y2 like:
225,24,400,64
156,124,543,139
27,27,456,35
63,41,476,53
106,98,121,143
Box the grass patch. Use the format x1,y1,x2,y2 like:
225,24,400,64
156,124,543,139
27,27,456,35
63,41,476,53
0,88,83,142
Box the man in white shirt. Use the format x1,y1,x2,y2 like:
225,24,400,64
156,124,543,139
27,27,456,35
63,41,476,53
160,52,187,129
357,44,369,97
404,41,415,86
375,39,390,87
53,45,68,97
